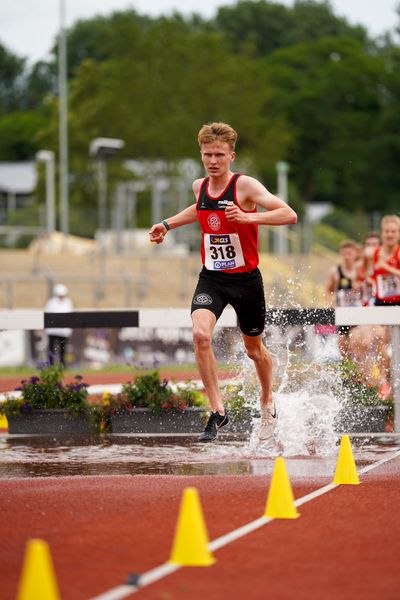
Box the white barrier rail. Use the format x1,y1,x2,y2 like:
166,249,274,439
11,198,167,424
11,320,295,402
0,306,398,330
0,306,399,431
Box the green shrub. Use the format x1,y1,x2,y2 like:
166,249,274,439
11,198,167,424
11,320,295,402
109,370,207,416
0,363,90,417
336,360,389,407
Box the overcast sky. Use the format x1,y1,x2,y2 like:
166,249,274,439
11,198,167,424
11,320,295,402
0,0,399,64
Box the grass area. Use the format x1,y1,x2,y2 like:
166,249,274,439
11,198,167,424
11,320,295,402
0,363,238,377
0,363,232,377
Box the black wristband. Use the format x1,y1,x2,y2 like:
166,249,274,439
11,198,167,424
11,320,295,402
162,220,170,231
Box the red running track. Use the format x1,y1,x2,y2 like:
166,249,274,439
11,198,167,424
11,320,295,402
0,370,235,393
0,372,192,393
1,454,400,600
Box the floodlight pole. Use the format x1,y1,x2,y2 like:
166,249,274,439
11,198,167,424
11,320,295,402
275,160,289,255
97,159,107,231
89,138,125,232
58,0,69,237
36,150,56,234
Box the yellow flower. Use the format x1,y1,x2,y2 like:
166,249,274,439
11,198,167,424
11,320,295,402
102,391,111,406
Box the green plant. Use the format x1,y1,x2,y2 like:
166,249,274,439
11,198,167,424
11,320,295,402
336,360,388,407
109,370,207,416
0,363,91,417
223,383,250,418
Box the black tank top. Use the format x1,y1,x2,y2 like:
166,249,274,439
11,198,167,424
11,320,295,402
337,266,352,290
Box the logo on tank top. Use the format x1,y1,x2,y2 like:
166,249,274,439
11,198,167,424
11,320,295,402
207,213,221,231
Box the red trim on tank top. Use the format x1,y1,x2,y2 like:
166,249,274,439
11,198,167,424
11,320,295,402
233,175,256,214
196,178,208,203
205,173,237,200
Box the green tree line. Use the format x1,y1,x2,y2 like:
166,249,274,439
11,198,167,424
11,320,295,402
1,0,399,236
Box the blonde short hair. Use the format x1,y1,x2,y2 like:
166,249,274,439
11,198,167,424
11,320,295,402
339,239,359,251
381,215,400,231
197,122,238,150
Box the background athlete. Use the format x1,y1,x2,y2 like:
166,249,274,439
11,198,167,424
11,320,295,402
149,122,297,442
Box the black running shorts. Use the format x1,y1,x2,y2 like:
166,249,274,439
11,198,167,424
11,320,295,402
190,267,266,336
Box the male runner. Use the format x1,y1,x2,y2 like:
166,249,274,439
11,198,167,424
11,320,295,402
149,122,297,442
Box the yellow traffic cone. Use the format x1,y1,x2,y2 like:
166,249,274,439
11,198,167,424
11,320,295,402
169,487,216,566
333,435,360,485
17,539,60,600
264,457,300,519
0,414,8,429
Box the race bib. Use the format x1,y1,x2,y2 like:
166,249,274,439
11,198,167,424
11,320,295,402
336,288,362,307
204,233,245,271
376,274,400,298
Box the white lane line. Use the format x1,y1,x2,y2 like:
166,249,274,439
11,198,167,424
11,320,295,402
91,565,180,600
136,563,180,587
294,483,337,507
358,448,400,475
209,516,272,552
90,586,136,600
89,448,400,600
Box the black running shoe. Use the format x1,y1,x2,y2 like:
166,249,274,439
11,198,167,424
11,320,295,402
198,411,229,442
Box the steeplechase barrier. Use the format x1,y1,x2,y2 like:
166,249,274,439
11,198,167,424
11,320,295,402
0,306,399,430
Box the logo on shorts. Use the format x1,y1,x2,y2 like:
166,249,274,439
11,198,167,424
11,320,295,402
193,293,213,305
207,213,221,231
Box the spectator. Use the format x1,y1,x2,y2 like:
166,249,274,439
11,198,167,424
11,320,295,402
325,239,361,360
45,284,73,367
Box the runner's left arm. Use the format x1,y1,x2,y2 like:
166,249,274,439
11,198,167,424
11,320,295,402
374,259,400,278
226,175,297,226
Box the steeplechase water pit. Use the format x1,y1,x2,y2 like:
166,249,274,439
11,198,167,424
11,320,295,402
0,306,399,479
1,431,400,480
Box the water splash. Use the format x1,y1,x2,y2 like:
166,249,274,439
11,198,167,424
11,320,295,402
228,293,344,457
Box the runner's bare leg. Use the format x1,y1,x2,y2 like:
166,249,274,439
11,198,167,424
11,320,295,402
242,333,273,407
192,309,225,414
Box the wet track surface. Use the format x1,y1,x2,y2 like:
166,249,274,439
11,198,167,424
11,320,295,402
1,432,399,479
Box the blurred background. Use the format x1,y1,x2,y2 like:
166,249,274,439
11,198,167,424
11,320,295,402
0,0,399,367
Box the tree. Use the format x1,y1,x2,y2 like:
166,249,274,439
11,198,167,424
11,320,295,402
22,61,56,110
3,3,400,233
0,42,26,113
50,9,153,77
52,19,290,172
264,36,386,209
361,43,400,212
0,111,47,160
0,42,53,159
214,0,368,57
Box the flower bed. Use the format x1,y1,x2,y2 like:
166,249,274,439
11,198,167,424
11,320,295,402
0,363,96,434
0,366,253,435
333,360,392,433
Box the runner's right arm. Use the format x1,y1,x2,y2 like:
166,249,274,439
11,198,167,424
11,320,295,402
149,203,198,244
324,266,338,306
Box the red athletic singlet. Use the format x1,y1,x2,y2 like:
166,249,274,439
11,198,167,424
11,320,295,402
196,174,259,273
372,244,400,303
